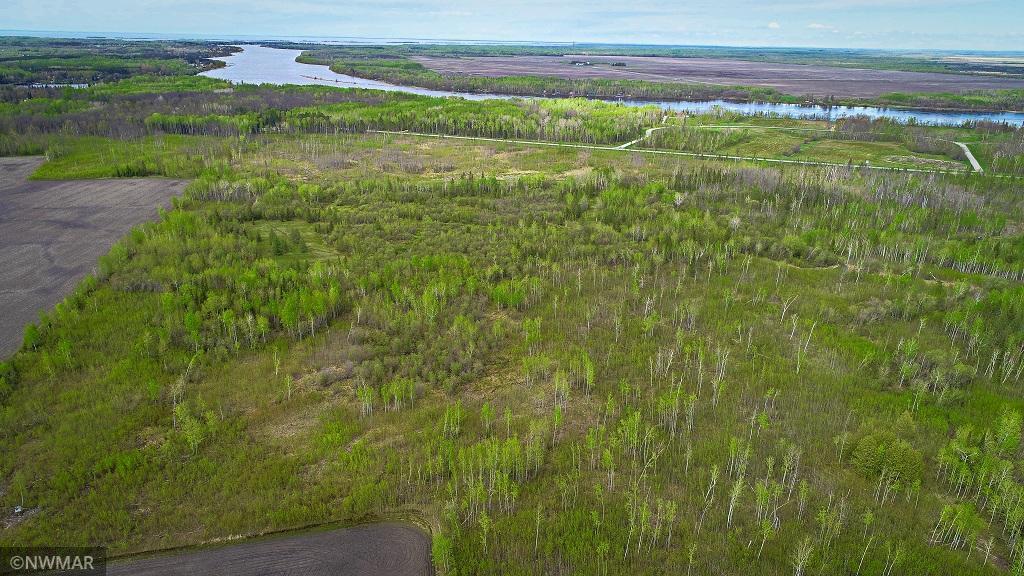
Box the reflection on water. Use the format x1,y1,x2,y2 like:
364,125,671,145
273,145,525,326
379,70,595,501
202,45,1024,127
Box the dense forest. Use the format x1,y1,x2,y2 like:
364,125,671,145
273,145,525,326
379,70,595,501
1,44,1024,576
0,37,234,85
0,78,662,147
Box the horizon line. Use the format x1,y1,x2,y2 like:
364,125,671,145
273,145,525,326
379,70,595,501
3,28,1023,55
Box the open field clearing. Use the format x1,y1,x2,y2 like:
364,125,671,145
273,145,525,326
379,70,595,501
412,55,1024,99
0,157,185,357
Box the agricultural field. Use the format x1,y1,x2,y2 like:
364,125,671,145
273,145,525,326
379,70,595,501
0,156,186,357
1,40,1024,576
280,42,1024,78
409,54,1024,99
108,523,430,575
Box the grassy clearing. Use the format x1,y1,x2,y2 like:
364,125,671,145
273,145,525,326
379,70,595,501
634,113,993,171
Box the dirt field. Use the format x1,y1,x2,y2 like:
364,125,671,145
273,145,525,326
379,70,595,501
413,55,1024,98
108,523,432,576
0,157,186,358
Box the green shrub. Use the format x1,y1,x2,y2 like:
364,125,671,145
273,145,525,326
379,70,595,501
851,430,923,485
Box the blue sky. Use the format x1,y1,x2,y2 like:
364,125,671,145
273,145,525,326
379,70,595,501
2,0,1023,51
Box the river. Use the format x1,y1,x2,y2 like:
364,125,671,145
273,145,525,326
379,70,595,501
201,45,1024,127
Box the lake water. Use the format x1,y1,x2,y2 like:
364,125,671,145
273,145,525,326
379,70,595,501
202,45,1024,127
202,45,502,100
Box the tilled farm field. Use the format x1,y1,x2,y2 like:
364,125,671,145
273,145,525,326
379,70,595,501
0,157,186,357
108,523,432,576
412,54,1024,99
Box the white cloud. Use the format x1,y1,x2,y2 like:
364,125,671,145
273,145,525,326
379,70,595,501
807,23,835,30
767,21,780,29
